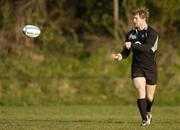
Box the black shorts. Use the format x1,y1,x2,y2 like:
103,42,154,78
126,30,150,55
131,65,157,85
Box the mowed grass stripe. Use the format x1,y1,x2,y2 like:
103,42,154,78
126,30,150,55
0,105,180,130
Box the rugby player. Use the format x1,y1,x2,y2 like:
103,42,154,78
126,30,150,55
112,8,158,126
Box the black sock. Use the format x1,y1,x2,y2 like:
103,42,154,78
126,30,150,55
137,98,147,121
146,100,154,112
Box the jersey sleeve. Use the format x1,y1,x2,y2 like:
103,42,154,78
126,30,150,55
120,32,131,59
131,30,158,53
121,47,131,59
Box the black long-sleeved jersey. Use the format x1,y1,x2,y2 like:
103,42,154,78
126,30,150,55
121,26,158,68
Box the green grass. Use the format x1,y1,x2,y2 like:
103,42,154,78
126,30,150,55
0,105,180,130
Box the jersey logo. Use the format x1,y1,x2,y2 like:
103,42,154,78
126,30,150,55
135,41,142,45
129,34,137,40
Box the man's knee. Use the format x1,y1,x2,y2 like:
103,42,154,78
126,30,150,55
133,77,146,98
134,87,146,98
146,94,154,102
146,84,156,101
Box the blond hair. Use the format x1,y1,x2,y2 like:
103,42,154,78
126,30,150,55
132,8,150,22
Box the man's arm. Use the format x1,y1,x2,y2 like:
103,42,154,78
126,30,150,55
121,46,131,59
120,32,132,59
131,31,158,52
111,32,132,61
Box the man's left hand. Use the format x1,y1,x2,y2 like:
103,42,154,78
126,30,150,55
125,42,132,50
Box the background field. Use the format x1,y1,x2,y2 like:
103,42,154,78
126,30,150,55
0,0,179,107
0,105,180,130
0,0,180,106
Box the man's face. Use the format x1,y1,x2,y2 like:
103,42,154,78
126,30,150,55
132,14,145,28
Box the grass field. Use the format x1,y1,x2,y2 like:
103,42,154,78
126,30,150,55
0,105,180,130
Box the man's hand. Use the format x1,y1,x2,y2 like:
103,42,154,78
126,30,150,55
111,53,123,61
125,42,132,50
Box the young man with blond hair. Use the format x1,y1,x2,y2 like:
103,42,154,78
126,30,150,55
112,8,158,126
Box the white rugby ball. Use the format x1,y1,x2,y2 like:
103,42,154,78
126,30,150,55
22,25,41,38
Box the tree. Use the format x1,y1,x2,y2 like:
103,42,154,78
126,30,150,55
114,0,119,39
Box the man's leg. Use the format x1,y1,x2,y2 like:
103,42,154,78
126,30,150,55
146,84,156,124
146,84,156,112
133,77,147,122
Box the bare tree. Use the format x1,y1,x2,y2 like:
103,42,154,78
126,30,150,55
114,0,119,39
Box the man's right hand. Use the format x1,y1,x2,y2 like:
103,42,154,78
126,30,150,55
111,53,123,61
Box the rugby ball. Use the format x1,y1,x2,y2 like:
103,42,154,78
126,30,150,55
22,25,41,38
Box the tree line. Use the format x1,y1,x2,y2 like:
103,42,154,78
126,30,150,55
0,0,179,45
